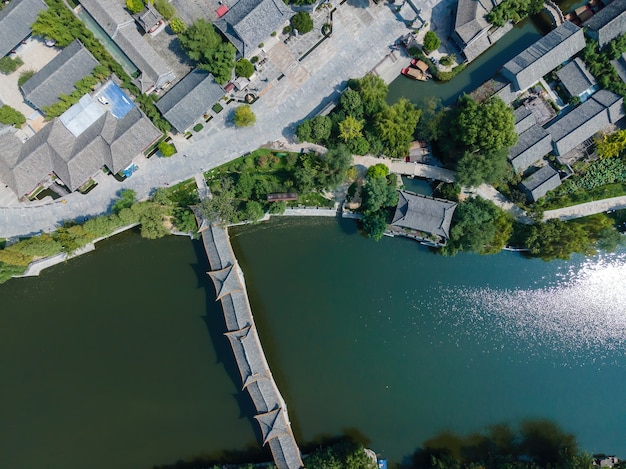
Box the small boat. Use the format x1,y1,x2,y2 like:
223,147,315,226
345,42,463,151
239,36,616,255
402,67,427,81
411,58,430,73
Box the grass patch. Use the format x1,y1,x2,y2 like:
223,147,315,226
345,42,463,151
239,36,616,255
295,192,334,207
212,103,224,113
537,183,626,210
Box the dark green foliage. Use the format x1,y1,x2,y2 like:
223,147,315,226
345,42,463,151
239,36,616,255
487,0,543,26
321,145,353,188
306,440,377,469
112,189,137,214
422,31,440,54
340,89,364,120
361,175,398,214
179,19,235,84
0,105,26,126
269,201,287,214
524,214,621,260
439,54,454,66
0,262,27,284
291,11,314,34
17,69,35,87
131,202,170,239
582,37,626,99
456,148,510,187
193,123,204,132
442,197,512,255
283,0,316,5
54,224,94,253
243,200,265,222
362,210,388,241
296,115,332,144
351,74,388,116
154,0,175,19
158,141,176,156
374,98,421,158
172,208,198,234
32,0,85,47
433,182,461,201
235,59,255,78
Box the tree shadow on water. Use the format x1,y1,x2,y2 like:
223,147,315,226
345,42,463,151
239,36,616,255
408,419,581,469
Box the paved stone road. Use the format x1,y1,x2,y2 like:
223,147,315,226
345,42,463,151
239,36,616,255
0,2,410,239
543,195,626,221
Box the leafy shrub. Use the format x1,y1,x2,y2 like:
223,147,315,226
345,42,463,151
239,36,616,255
235,59,255,78
234,105,256,127
0,56,23,74
169,17,186,34
154,0,175,20
125,0,144,14
439,55,454,66
17,69,35,87
158,141,176,156
291,11,313,34
193,123,204,132
423,31,441,54
0,105,26,126
283,25,291,34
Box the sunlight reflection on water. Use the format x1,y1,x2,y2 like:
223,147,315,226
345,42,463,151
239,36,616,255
436,252,626,364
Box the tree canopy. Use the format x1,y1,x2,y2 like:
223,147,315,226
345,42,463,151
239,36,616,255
234,105,256,127
423,31,441,54
374,98,421,158
0,105,26,127
179,19,235,84
235,59,255,78
442,196,512,255
291,11,314,34
125,0,144,14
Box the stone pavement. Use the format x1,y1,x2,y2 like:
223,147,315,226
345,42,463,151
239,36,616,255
543,195,626,221
0,1,411,239
353,155,455,182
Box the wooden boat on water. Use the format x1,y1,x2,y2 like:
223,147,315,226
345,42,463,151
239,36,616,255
402,59,431,81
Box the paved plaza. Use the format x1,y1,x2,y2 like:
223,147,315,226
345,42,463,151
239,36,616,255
0,0,411,239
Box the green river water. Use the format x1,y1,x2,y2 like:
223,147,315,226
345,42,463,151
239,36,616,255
2,16,626,469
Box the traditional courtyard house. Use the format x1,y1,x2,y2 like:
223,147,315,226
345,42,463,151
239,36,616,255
133,4,163,34
78,0,175,93
513,106,536,134
20,40,98,112
521,165,561,201
0,0,46,58
508,124,553,173
583,0,626,48
0,94,161,199
501,22,585,93
156,70,225,134
453,0,504,62
214,0,292,58
545,89,624,157
390,191,457,245
555,58,598,103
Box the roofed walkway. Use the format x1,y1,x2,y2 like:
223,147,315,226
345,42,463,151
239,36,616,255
194,210,303,469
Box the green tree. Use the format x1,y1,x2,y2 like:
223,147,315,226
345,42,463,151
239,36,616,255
235,171,255,199
340,88,364,119
0,56,22,74
154,0,175,19
112,189,137,214
32,2,84,47
320,145,353,188
296,119,312,142
352,74,388,116
367,163,389,178
234,105,256,127
423,30,441,54
243,200,265,222
361,174,398,214
132,202,170,239
455,148,509,187
374,98,421,158
201,179,237,224
291,11,314,34
595,128,626,159
442,196,512,255
310,115,332,143
338,115,364,142
126,0,144,14
169,17,186,34
525,219,591,260
362,210,388,240
158,141,176,157
451,95,517,154
235,58,255,78
0,105,26,126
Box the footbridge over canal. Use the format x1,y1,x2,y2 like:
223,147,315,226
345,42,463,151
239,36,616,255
193,209,304,469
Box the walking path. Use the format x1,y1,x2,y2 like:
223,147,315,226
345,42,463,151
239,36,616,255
543,195,626,221
0,2,410,239
353,155,456,182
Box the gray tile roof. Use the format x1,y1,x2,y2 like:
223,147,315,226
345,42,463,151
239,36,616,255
521,165,561,201
508,124,552,172
0,0,46,57
134,4,162,33
454,0,490,46
21,40,98,111
514,105,536,134
0,100,161,196
556,58,597,97
79,0,175,92
215,0,292,57
391,190,457,239
502,22,585,91
156,70,225,133
611,52,626,82
583,0,626,47
545,89,624,155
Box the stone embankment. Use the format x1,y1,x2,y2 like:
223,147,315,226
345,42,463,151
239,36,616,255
195,214,304,469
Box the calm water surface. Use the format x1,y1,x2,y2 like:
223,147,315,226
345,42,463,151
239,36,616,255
0,231,259,469
230,218,626,463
